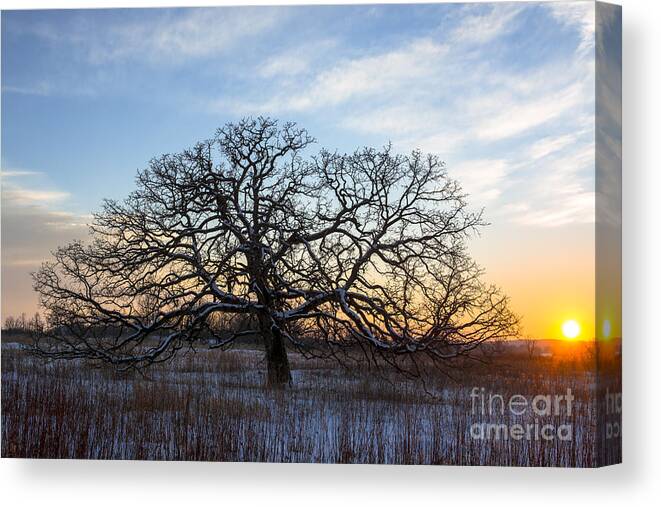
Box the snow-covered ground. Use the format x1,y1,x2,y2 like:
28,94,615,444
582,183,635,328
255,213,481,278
1,343,596,465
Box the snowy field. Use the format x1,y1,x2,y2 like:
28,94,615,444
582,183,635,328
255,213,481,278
1,339,598,465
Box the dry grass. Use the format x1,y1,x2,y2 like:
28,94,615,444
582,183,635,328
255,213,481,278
1,338,605,465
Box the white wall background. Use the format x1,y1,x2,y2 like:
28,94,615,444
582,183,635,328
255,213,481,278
1,1,658,505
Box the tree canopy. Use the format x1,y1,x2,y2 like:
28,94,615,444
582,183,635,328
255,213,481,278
33,117,518,385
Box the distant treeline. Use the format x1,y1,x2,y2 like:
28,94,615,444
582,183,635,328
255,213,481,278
2,312,44,335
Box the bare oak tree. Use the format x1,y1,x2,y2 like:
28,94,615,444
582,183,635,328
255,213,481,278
32,117,518,386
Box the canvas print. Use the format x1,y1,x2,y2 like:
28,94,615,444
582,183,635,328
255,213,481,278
1,1,621,466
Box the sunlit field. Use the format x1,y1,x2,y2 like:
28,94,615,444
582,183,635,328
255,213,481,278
2,334,616,466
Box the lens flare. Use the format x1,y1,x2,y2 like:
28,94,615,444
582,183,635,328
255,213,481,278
602,319,612,339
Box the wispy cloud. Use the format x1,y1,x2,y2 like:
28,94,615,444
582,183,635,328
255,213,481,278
1,169,43,178
511,191,594,228
84,8,285,64
213,2,596,228
506,144,596,227
257,39,337,79
2,7,288,99
472,82,587,142
528,134,580,161
4,7,286,70
229,37,448,114
1,83,53,96
547,1,596,56
449,3,523,45
1,168,74,212
452,159,509,203
2,187,70,205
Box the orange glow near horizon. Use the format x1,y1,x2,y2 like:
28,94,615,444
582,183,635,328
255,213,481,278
470,222,597,341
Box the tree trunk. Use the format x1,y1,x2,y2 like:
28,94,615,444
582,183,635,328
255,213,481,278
259,315,292,387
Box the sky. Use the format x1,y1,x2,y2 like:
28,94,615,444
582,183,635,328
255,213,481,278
1,1,611,340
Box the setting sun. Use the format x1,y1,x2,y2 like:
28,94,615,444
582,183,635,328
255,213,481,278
562,320,581,339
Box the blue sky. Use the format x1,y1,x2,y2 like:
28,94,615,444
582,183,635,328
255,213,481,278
1,1,605,337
